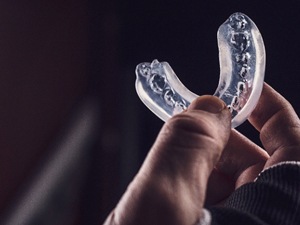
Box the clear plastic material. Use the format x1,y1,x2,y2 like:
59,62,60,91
135,12,266,128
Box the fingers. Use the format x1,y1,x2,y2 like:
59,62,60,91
205,129,269,205
249,83,293,131
249,83,300,166
217,129,268,186
105,96,232,225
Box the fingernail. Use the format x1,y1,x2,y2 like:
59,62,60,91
188,96,226,113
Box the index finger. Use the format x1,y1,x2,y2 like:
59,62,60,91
248,83,300,162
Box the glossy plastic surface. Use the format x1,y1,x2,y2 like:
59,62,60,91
135,12,266,128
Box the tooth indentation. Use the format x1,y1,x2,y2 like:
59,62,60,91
164,89,176,106
149,74,166,94
229,14,248,30
230,32,250,52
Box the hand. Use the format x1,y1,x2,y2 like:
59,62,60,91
205,83,300,205
104,95,232,225
104,83,300,225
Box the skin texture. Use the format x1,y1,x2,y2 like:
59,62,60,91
104,83,300,225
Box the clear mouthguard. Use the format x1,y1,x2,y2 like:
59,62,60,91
135,12,266,128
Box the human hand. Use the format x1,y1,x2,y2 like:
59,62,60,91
104,95,232,225
205,83,300,205
104,82,300,225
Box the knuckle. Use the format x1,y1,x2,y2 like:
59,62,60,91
162,113,221,148
165,113,211,135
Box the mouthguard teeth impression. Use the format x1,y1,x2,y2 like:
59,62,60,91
135,12,266,128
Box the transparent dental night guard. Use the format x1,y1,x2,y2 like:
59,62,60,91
135,12,266,128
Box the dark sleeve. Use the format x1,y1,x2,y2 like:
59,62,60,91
208,162,300,225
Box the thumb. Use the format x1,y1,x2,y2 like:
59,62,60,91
104,96,231,225
148,95,232,176
137,95,231,223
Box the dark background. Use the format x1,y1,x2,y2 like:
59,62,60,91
0,0,300,224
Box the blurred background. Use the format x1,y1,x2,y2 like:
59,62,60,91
0,0,299,224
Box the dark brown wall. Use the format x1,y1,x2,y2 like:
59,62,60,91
0,0,87,212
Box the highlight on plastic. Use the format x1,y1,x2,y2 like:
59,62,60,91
135,12,266,128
